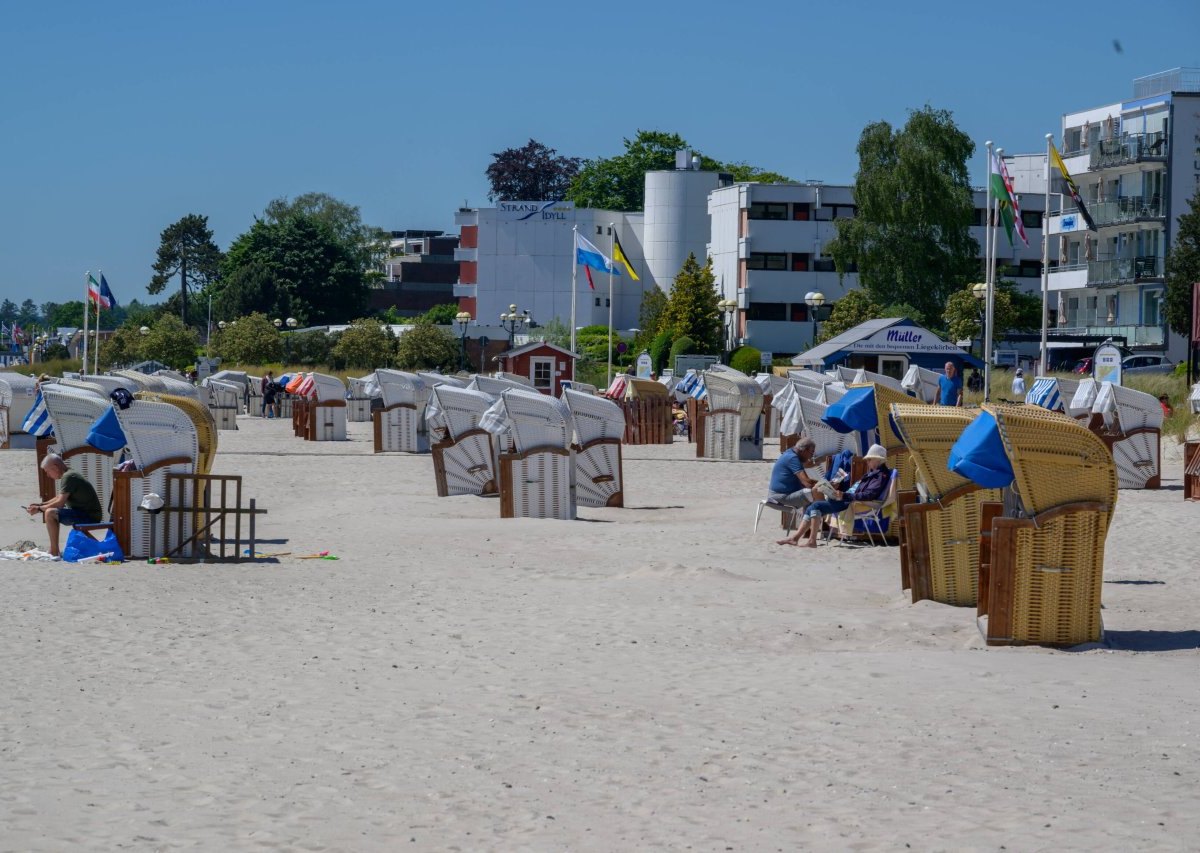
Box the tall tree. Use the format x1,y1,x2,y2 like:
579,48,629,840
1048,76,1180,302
331,318,396,369
1165,189,1200,338
943,285,1016,344
816,289,882,343
139,314,200,370
149,213,224,327
263,192,388,286
658,253,722,353
0,299,16,324
17,299,39,325
485,139,582,202
828,106,979,326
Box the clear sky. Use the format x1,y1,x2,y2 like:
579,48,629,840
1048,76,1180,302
3,0,1198,308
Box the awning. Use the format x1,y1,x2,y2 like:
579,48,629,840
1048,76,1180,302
947,410,1014,489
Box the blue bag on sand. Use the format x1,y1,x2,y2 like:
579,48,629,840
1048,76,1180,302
62,528,126,563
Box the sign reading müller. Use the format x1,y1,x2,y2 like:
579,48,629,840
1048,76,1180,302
497,200,575,221
852,325,965,356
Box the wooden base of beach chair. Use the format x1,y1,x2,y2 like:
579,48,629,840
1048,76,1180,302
112,457,195,559
979,502,1108,647
573,439,624,508
373,404,428,453
1185,441,1200,501
904,485,1001,607
36,436,58,502
309,400,347,441
498,448,575,520
347,398,373,422
896,489,919,591
431,431,497,497
620,397,672,445
976,502,1004,618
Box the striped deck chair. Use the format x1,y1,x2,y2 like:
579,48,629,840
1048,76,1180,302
564,389,625,508
40,385,117,521
309,373,347,441
426,385,498,497
373,370,430,453
697,366,763,461
891,404,1002,606
1089,382,1162,490
485,389,576,520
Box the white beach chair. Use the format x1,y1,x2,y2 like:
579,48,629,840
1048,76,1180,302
373,369,430,453
1091,382,1163,490
203,379,242,430
55,377,108,396
469,374,531,397
699,365,764,461
418,372,467,389
1190,382,1200,416
563,389,625,508
426,385,498,497
40,385,117,521
901,366,942,404
113,369,170,395
347,375,377,423
494,372,534,388
308,373,347,441
156,375,202,400
483,389,575,520
795,393,863,460
819,382,849,405
0,377,10,448
153,369,191,382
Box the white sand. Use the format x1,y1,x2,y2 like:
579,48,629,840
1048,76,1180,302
1,417,1198,850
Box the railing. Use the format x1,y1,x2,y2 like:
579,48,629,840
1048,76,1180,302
1057,324,1165,346
1087,256,1162,284
1089,132,1168,169
1089,196,1165,227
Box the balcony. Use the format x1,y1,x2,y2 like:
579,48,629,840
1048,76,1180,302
1088,256,1162,285
1056,323,1165,346
1089,132,1168,170
1089,196,1165,228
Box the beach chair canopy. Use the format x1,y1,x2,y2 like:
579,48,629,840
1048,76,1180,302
673,371,706,402
754,373,787,395
795,393,862,459
1190,381,1200,415
310,373,345,403
890,403,976,499
560,380,598,396
209,370,250,388
1093,382,1163,432
624,377,669,400
114,369,169,393
1026,376,1064,411
480,389,573,453
156,376,201,399
822,386,877,434
55,378,108,397
427,385,495,441
818,382,848,405
563,388,623,445
348,374,381,399
41,385,112,453
375,369,430,408
153,369,190,382
901,366,942,404
418,372,467,389
0,378,11,409
1070,378,1098,415
704,365,763,437
80,375,137,396
134,391,219,475
469,374,530,398
112,398,199,470
494,372,534,387
947,408,1016,489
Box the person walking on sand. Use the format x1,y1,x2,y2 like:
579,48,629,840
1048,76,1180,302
25,454,102,557
1011,368,1026,400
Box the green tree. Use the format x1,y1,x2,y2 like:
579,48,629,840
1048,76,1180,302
419,303,461,325
18,300,39,325
997,279,1042,331
264,192,388,287
668,335,697,370
730,345,762,375
649,329,673,373
45,300,88,329
0,299,16,324
148,213,224,327
634,286,669,351
213,312,283,365
659,254,721,353
575,324,621,365
1165,189,1200,337
139,314,200,370
828,106,978,326
288,329,335,367
534,317,571,348
332,318,396,369
817,290,883,343
394,320,458,371
943,285,1017,344
98,322,146,368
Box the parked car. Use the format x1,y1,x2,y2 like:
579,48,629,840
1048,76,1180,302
1071,357,1093,375
1121,354,1175,375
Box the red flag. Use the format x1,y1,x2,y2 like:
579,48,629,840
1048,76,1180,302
584,265,595,291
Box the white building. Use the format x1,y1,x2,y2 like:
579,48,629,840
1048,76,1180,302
1045,67,1200,361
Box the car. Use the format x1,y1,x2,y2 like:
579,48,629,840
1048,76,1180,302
1071,357,1093,375
1121,354,1175,375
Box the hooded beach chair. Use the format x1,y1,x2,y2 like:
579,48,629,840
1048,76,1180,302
755,373,788,437
40,385,117,521
483,389,576,520
113,369,170,395
949,404,1116,646
134,391,218,476
563,388,625,508
347,375,378,422
0,377,10,449
469,374,531,398
1190,381,1200,415
900,366,942,404
308,373,347,441
891,404,1003,605
426,385,498,497
418,372,467,389
696,365,763,461
202,378,242,430
373,369,430,453
1088,382,1162,490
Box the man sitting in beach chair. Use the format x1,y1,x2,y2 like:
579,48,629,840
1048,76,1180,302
778,444,890,548
25,453,102,557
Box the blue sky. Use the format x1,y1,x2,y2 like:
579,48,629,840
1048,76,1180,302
3,0,1199,308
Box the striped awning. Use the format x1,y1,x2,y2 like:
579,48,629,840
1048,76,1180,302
21,389,54,437
1026,377,1061,411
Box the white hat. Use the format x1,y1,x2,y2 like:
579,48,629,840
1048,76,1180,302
139,493,164,512
864,444,888,461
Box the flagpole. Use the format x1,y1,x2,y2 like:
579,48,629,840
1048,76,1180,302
82,271,90,375
607,222,615,390
982,143,993,403
94,270,102,375
570,226,578,355
1039,134,1053,376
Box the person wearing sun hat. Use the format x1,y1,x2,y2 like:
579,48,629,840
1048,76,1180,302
777,444,891,548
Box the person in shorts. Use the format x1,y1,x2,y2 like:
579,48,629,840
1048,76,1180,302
26,453,103,557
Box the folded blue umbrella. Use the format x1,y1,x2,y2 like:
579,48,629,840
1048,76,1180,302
86,406,127,453
947,410,1015,489
822,386,877,434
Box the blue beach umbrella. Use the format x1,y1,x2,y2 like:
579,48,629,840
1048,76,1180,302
86,406,127,453
947,409,1014,488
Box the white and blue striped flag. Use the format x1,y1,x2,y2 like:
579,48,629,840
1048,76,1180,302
22,389,54,437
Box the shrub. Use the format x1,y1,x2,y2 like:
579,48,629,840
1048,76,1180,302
649,330,672,373
729,345,762,376
668,335,696,372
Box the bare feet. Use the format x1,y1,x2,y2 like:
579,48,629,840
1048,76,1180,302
776,538,798,546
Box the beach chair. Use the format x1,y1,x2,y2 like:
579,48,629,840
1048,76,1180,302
203,378,242,430
1190,382,1200,416
952,405,1117,646
308,373,347,441
1088,382,1162,490
40,385,116,522
484,389,576,520
494,372,534,388
1069,378,1099,422
113,369,172,395
697,365,763,461
347,375,377,422
154,369,191,383
134,391,219,476
209,370,251,413
560,380,599,396
890,404,1002,605
469,374,531,398
755,373,788,437
373,369,430,453
901,366,942,404
426,385,498,497
417,372,465,388
0,377,10,449
563,389,625,508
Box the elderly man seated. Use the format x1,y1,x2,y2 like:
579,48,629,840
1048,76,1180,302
25,453,102,557
778,444,891,548
767,436,821,512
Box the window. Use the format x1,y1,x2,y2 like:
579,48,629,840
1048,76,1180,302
832,205,856,220
594,297,601,307
792,203,811,221
791,253,810,272
972,208,987,226
1015,260,1042,278
531,358,553,390
748,202,788,220
1021,210,1043,229
746,252,788,270
813,258,836,273
596,226,602,235
746,302,787,321
790,303,810,322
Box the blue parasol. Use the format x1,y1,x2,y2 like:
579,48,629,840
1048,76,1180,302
86,406,127,453
947,409,1014,488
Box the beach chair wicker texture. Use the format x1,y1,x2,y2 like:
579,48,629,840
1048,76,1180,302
563,389,624,508
0,377,10,447
40,385,116,522
372,370,430,453
794,394,861,460
308,373,347,441
700,366,763,461
426,386,498,497
346,375,376,423
56,378,108,396
113,369,170,394
203,379,242,430
134,392,218,476
1090,383,1162,490
469,375,530,398
417,372,467,389
485,390,576,519
156,376,202,400
153,369,190,382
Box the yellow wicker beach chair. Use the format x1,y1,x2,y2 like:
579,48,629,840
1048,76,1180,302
135,392,218,476
981,404,1117,646
891,404,1002,607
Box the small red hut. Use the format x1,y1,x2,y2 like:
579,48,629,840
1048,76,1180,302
495,341,578,396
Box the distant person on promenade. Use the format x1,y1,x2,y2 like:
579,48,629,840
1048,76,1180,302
25,453,102,557
967,368,983,393
261,371,278,419
939,361,963,406
1011,368,1026,399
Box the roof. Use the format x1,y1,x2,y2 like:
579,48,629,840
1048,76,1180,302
792,317,983,369
791,317,906,365
498,340,579,359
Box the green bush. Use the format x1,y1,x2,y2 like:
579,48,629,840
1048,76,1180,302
668,335,696,372
729,345,762,375
649,330,672,373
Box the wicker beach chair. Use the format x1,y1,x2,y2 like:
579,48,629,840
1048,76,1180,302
373,369,430,453
203,379,242,430
3,374,40,439
561,380,599,396
563,388,625,508
901,366,942,404
469,374,530,398
417,372,467,389
697,366,763,461
1069,378,1099,421
134,392,218,476
156,375,202,400
154,369,190,382
308,373,347,441
1088,382,1162,490
113,369,170,394
346,375,377,423
494,372,534,388
426,385,498,497
40,385,116,521
111,399,199,558
0,377,10,449
209,370,250,412
890,404,1002,606
484,389,575,520
975,404,1117,646
795,394,862,460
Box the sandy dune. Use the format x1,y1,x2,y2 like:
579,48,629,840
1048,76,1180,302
1,417,1197,851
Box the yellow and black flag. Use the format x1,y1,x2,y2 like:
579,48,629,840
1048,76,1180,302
612,233,640,281
1049,142,1097,232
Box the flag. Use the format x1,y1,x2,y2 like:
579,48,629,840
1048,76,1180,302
1049,142,1097,231
988,152,1020,247
22,389,54,437
87,273,103,306
12,323,23,342
584,265,595,291
612,233,640,281
99,274,117,309
575,231,622,276
997,156,1028,246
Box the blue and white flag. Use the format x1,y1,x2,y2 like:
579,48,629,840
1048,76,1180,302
575,231,622,276
99,274,117,309
22,389,54,437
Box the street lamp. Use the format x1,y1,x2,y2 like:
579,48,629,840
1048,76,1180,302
972,282,992,401
454,311,472,371
284,317,297,364
805,291,826,344
500,303,530,347
971,282,988,354
718,298,737,363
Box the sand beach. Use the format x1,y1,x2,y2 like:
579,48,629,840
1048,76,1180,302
1,417,1198,850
